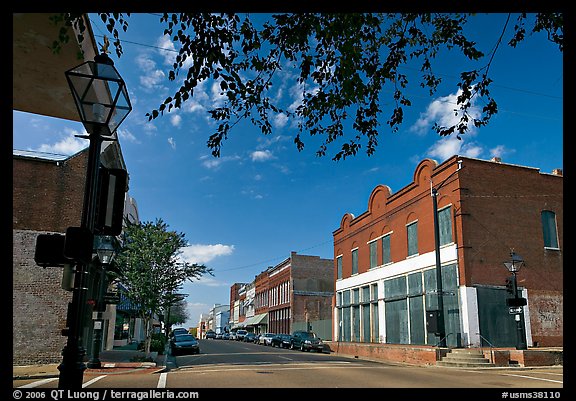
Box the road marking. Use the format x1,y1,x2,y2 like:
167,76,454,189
501,373,563,384
83,375,106,387
157,372,167,388
17,378,58,388
174,363,382,374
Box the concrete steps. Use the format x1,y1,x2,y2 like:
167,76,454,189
437,349,495,368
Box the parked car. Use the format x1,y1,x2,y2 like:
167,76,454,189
290,331,324,352
236,329,248,341
169,327,189,338
271,334,292,348
222,332,230,340
258,332,275,346
253,334,261,344
229,331,237,340
243,332,257,342
215,332,223,339
205,330,217,339
170,334,200,356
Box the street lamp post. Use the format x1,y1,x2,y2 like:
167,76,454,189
430,159,462,348
87,236,118,369
59,52,131,388
504,251,528,350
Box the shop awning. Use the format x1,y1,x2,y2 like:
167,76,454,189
243,313,268,327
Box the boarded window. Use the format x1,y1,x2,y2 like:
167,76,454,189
369,240,377,268
438,206,453,246
541,210,559,249
407,221,418,256
382,234,391,264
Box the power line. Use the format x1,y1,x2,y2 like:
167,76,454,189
89,18,563,103
217,238,333,273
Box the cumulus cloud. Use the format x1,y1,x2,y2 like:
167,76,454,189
250,150,274,162
410,89,481,135
36,128,87,155
170,114,182,127
157,34,193,69
136,52,166,91
272,113,289,128
427,137,484,161
179,244,235,264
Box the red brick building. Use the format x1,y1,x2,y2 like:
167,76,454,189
333,156,562,348
232,252,334,339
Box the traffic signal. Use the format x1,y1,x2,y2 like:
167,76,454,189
63,227,93,264
505,276,515,295
94,167,128,236
34,233,71,267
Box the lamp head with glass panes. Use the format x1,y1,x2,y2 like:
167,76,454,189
65,53,132,138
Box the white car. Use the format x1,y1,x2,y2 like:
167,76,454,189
236,329,248,341
258,333,275,346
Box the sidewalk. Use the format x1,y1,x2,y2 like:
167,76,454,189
13,343,167,380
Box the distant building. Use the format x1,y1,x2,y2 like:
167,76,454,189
333,156,562,348
231,252,334,340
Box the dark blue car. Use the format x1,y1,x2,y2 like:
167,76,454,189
171,334,200,356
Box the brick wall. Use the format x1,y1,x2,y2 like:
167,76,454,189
13,152,87,365
13,230,71,365
13,151,87,231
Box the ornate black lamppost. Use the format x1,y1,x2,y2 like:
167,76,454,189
58,51,131,388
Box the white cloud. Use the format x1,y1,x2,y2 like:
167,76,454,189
427,137,484,161
157,34,193,69
199,154,241,169
210,81,226,108
36,128,87,155
117,128,139,143
170,114,182,127
179,244,235,264
490,145,514,159
250,150,274,162
410,89,481,135
168,137,176,149
135,52,167,91
272,113,289,129
427,137,463,161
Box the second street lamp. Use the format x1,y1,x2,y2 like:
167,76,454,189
59,50,132,389
504,251,528,350
87,235,118,369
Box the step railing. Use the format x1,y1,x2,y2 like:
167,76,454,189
477,333,497,364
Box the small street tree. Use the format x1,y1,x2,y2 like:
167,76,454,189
114,218,213,356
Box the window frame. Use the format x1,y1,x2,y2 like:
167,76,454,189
406,220,419,257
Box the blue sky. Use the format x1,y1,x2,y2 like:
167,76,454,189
12,13,563,328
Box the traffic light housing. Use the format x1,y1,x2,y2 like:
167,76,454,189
34,233,71,267
94,167,128,236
